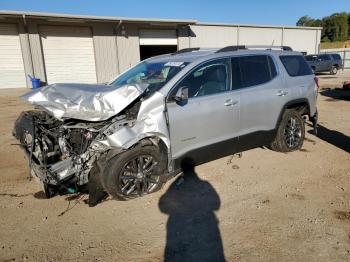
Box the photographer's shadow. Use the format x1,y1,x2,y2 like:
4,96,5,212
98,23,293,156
159,158,225,262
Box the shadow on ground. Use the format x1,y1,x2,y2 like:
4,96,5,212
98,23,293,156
159,158,225,262
309,124,350,153
320,88,350,101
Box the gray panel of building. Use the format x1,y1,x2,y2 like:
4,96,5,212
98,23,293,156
117,24,140,73
92,23,119,83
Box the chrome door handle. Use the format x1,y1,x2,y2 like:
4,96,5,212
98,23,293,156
277,90,288,96
224,99,238,106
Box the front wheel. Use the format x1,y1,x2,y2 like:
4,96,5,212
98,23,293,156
102,145,166,200
271,109,305,152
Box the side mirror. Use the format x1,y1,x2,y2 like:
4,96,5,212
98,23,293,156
174,86,188,102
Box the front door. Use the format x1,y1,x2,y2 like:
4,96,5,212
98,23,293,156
166,58,240,167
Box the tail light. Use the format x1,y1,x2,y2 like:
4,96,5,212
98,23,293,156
314,77,320,89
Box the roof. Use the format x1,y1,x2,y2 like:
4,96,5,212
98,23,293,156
0,10,322,30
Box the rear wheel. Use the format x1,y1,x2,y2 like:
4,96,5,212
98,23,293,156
271,109,305,152
330,66,338,75
102,145,165,200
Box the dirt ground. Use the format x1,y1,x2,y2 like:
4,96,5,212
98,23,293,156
0,70,349,262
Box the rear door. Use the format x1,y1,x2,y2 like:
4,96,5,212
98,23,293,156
166,58,240,163
234,55,285,135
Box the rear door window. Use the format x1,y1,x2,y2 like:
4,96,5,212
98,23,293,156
279,55,313,77
231,55,276,89
305,55,317,61
318,54,331,61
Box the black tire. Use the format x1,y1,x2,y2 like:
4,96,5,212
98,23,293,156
330,66,338,75
102,145,166,200
42,182,57,198
270,109,305,152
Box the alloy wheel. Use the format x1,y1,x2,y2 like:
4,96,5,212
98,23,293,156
118,155,160,197
284,117,302,149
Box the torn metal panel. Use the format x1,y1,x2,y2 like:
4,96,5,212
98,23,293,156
103,92,171,150
21,83,147,121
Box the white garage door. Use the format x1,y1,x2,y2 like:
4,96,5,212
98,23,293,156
0,24,26,89
139,29,177,45
40,26,97,84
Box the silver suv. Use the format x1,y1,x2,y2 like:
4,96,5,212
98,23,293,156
13,45,318,206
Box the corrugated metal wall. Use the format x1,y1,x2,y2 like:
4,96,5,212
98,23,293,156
283,28,320,54
92,23,119,83
116,25,141,73
190,25,238,48
26,21,47,84
17,22,34,87
239,27,283,46
177,26,190,49
189,24,321,55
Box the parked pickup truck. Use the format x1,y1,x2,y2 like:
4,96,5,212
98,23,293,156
305,53,343,75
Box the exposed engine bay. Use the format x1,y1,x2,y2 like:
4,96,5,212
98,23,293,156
13,99,142,205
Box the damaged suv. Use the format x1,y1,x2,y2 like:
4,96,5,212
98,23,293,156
13,45,318,206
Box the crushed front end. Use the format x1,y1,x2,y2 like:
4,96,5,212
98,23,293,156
13,110,100,195
13,105,139,205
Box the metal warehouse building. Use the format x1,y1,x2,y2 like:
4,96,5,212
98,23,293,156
0,11,322,89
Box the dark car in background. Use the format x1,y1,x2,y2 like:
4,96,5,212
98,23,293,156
305,53,343,75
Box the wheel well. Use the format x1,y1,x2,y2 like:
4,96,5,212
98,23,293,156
275,100,310,129
333,64,339,68
286,102,310,117
136,137,168,166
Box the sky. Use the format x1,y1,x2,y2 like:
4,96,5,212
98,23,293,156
0,0,349,26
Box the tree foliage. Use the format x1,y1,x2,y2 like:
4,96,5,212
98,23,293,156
296,12,349,42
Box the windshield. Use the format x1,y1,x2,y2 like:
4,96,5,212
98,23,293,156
109,61,188,96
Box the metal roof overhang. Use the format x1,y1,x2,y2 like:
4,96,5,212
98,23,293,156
0,10,197,25
0,10,322,30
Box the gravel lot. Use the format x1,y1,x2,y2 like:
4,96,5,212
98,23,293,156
0,70,349,261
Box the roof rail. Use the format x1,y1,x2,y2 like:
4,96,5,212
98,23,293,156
172,47,200,55
216,45,246,53
216,45,293,53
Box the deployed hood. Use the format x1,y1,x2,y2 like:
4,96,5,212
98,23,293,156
22,83,147,121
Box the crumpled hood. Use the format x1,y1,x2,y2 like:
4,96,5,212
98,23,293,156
21,83,147,121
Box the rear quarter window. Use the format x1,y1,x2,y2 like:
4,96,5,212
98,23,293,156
331,54,342,60
279,55,313,77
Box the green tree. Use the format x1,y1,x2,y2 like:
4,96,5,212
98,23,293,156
296,16,314,26
323,13,348,42
348,13,350,38
297,13,350,42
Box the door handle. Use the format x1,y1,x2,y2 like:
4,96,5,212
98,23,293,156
277,90,288,96
224,99,238,106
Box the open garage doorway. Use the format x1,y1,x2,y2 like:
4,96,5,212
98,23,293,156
140,45,177,60
139,29,178,60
